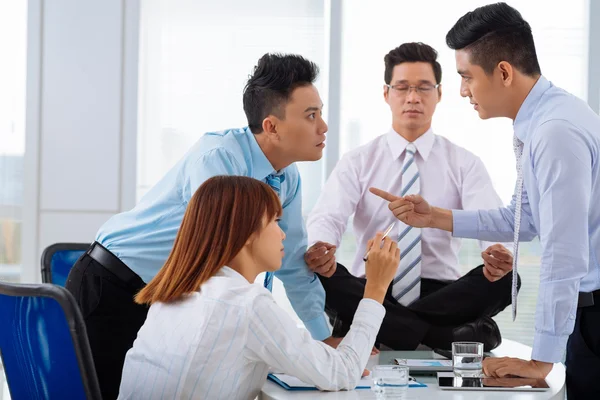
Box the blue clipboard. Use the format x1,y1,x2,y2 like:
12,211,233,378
267,373,427,391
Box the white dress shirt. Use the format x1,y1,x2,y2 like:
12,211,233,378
118,267,385,400
307,128,510,281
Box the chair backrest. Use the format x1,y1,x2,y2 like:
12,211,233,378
41,243,89,286
0,282,101,400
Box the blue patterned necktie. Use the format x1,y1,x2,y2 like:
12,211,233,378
263,174,282,291
511,135,524,320
391,143,422,306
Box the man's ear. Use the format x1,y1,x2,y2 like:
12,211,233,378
383,84,390,104
261,116,280,140
437,84,442,103
497,61,514,87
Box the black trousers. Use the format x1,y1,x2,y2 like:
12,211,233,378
566,297,600,399
319,263,518,350
65,252,148,400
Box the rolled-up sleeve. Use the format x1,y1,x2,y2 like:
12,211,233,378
307,154,361,248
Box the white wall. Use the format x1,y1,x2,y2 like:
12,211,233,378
589,0,600,113
22,0,140,282
19,0,599,285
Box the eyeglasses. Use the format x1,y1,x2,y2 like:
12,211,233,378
386,83,440,96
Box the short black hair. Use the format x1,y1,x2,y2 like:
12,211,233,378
446,2,541,76
384,42,442,84
243,53,319,134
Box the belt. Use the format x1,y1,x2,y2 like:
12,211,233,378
578,290,600,308
87,242,143,288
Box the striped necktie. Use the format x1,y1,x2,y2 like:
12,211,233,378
511,136,524,320
391,143,422,306
263,174,282,291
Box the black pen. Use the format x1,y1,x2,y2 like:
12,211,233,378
363,222,396,262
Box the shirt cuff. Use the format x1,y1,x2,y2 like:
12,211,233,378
304,313,331,341
354,298,386,327
531,332,569,363
452,210,481,240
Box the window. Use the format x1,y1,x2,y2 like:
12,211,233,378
138,0,591,344
338,0,588,346
0,1,27,283
138,0,326,322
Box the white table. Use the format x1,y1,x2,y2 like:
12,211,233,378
259,339,565,399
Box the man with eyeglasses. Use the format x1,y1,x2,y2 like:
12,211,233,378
306,42,517,351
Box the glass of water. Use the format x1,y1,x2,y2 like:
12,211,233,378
372,365,409,398
452,341,483,377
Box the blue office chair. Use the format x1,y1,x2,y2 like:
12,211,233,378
0,281,101,400
41,243,89,286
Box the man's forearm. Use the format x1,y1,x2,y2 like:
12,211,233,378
431,207,454,232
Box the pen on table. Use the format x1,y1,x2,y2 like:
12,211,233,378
363,222,396,262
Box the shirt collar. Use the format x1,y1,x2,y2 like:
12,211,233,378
246,127,279,180
514,75,552,143
386,127,435,161
216,266,251,284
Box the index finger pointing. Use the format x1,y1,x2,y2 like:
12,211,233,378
369,187,401,202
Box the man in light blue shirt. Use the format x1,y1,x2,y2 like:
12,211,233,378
371,3,600,398
65,53,334,399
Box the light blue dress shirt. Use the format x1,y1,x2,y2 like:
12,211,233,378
97,127,330,340
453,76,600,363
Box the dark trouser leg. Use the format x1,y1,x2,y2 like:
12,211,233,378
320,263,519,350
565,303,600,399
419,277,450,298
410,265,520,327
66,254,148,400
319,263,429,349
